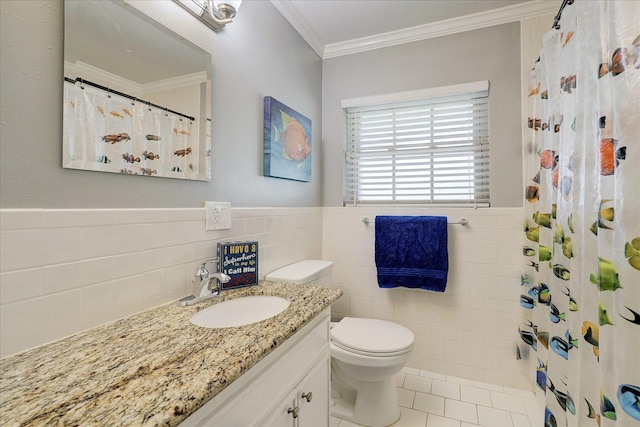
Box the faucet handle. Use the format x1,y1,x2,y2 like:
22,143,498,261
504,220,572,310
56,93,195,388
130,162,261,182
195,258,219,279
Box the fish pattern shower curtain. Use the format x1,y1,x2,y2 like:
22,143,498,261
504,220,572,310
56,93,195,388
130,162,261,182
519,1,639,426
63,80,207,180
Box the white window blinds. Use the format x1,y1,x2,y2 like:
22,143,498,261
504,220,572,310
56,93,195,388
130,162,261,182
343,81,490,206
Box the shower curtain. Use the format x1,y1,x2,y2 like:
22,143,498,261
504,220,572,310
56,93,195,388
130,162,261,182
63,80,203,180
519,1,639,426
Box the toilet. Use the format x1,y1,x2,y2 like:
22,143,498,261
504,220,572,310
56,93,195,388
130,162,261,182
266,260,414,427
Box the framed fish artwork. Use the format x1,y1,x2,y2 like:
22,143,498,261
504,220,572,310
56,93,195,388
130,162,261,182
263,96,312,182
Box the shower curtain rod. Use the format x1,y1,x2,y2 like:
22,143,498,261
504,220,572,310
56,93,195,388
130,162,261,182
64,77,196,122
552,0,572,29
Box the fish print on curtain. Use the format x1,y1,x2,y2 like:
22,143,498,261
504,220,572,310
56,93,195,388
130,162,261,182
519,1,639,426
63,81,202,179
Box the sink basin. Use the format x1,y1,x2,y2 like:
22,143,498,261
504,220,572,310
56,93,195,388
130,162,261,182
190,295,290,328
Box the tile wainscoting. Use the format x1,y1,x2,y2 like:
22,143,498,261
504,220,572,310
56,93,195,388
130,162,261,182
0,207,322,358
1,206,532,391
323,207,530,389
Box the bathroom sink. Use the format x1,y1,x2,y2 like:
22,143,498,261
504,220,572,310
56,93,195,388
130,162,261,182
190,295,290,328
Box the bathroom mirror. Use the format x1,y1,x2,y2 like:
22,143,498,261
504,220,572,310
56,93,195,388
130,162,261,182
63,0,212,181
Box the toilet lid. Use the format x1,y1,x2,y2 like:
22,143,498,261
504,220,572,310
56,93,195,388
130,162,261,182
331,317,414,356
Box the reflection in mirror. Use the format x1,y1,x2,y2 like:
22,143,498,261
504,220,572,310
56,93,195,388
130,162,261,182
63,0,212,181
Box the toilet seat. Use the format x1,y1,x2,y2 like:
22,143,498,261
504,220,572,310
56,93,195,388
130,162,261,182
331,317,414,357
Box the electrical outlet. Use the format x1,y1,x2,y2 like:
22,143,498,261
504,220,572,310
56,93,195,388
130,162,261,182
205,202,231,230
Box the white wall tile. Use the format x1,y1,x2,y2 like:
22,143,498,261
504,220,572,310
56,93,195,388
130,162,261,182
0,207,323,357
0,268,43,303
322,206,529,390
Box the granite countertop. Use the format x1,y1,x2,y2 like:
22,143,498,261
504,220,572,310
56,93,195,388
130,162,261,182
0,281,342,426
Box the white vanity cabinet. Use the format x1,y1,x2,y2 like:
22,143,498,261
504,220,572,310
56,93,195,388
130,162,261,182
181,308,331,427
262,358,329,426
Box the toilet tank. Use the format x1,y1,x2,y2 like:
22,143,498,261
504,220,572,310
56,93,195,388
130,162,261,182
265,260,333,285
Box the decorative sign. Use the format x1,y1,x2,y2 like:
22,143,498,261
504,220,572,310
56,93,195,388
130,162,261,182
217,241,259,290
263,96,312,182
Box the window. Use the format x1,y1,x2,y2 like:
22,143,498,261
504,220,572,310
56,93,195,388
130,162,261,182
343,81,490,206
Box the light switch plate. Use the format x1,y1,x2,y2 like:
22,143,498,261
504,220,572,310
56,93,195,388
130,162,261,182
205,202,231,230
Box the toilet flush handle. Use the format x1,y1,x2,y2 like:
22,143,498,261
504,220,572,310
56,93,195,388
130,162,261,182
301,391,313,402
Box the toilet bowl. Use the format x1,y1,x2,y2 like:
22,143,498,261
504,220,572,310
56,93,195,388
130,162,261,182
266,260,415,427
330,317,414,427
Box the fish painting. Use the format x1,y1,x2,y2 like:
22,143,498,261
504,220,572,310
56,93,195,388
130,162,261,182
96,155,111,164
550,303,566,323
141,168,157,176
174,147,192,157
551,263,570,281
179,130,191,136
521,294,535,309
585,398,599,422
110,110,125,119
562,30,574,48
540,149,558,169
620,306,640,325
523,247,536,257
600,138,626,176
146,134,161,141
526,185,540,203
562,287,578,312
525,221,539,243
122,108,132,117
581,321,600,359
599,302,614,326
533,211,552,228
527,260,540,272
550,329,578,360
142,151,159,160
589,258,622,291
102,133,131,144
617,384,640,421
539,245,552,262
521,275,530,286
519,327,537,350
562,237,573,259
171,166,182,172
624,237,640,270
548,378,576,414
590,199,615,235
537,331,549,349
601,392,617,420
529,282,551,305
528,82,540,97
122,153,140,164
536,359,547,392
97,106,105,117
544,407,557,427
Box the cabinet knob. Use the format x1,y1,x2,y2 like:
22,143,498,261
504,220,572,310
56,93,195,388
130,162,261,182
287,406,299,419
301,391,313,403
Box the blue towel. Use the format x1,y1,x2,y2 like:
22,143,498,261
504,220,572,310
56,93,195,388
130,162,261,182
375,215,449,292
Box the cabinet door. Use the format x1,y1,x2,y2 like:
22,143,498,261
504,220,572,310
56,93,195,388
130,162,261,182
298,359,329,427
263,391,297,427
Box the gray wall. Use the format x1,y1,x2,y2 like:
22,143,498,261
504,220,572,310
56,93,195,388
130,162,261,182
321,23,523,207
0,0,322,209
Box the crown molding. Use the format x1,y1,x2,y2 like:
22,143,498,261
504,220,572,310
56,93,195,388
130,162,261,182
270,0,325,58
272,0,558,60
64,61,208,96
142,71,209,93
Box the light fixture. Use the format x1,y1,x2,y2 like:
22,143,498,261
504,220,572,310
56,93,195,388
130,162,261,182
173,0,242,32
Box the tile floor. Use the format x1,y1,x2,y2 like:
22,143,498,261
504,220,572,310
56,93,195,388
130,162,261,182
330,368,544,427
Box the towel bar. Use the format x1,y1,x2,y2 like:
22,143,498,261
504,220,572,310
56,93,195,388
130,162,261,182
361,217,468,226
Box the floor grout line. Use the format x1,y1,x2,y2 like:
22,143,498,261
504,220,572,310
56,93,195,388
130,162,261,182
331,369,542,427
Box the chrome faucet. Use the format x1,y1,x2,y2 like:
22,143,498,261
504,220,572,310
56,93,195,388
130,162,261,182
177,258,231,307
